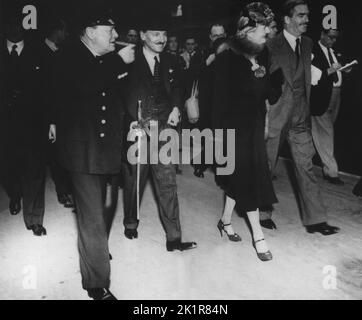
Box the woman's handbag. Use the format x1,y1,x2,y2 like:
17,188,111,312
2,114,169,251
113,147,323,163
185,80,199,124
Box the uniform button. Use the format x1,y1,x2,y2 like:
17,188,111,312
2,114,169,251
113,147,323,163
99,60,103,64
102,92,106,97
102,106,106,111
100,133,105,138
101,120,106,124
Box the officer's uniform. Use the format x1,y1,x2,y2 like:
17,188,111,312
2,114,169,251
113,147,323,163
52,27,128,289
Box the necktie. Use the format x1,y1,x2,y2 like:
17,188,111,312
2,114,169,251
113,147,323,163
154,56,161,83
295,38,300,65
11,44,18,58
327,48,339,84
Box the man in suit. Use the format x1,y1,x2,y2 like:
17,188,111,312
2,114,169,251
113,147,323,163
262,0,340,235
0,16,47,236
51,8,135,300
42,18,75,209
310,28,352,185
122,15,197,252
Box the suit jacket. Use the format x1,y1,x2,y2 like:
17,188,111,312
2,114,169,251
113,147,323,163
39,41,62,128
0,40,44,148
267,32,312,137
125,48,182,123
310,43,342,116
52,40,128,174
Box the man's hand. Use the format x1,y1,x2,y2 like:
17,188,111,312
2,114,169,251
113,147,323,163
167,107,180,127
118,44,135,64
206,54,216,66
327,62,342,75
127,121,146,142
49,124,56,143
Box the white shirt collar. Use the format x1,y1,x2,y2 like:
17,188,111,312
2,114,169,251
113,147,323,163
318,40,335,54
143,46,160,62
318,41,342,86
80,38,100,57
45,38,58,52
143,46,160,75
7,40,24,55
283,29,301,51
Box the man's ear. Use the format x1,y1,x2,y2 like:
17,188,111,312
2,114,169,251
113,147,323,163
284,16,290,26
85,26,96,40
140,31,146,41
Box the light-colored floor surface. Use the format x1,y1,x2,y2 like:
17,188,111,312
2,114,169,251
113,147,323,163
0,160,362,300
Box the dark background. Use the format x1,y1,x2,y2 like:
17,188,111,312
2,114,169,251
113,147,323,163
1,0,361,175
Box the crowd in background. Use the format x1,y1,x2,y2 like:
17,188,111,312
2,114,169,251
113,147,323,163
0,0,361,300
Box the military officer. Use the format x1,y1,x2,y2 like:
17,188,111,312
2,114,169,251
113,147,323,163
51,8,135,300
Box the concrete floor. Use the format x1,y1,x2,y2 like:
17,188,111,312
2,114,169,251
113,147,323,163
0,160,362,300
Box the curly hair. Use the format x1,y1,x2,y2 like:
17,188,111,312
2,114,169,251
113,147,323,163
237,2,275,33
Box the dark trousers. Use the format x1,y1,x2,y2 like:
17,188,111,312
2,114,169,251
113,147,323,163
1,143,46,227
123,144,182,242
48,144,72,196
22,146,46,228
70,172,119,290
0,165,22,201
263,119,328,226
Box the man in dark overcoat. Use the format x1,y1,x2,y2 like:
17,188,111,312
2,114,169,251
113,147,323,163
51,8,135,300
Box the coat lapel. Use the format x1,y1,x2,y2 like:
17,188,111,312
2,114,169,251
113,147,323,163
277,34,294,87
301,36,311,99
160,53,171,95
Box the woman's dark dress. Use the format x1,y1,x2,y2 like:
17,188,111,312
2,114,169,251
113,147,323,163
212,46,278,212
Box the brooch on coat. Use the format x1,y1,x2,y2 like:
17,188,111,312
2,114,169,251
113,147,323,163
251,62,266,78
168,69,175,83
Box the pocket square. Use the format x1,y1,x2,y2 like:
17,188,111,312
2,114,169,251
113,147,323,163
117,72,128,79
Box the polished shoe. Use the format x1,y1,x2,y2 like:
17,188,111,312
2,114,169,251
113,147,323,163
217,220,242,242
352,182,362,198
166,239,197,252
58,194,75,208
260,219,277,230
9,198,21,215
87,288,117,300
253,239,273,262
306,223,340,236
194,168,205,178
124,228,138,240
323,175,344,186
28,224,47,236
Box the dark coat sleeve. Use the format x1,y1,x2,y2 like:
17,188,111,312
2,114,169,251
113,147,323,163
211,50,230,130
310,45,334,116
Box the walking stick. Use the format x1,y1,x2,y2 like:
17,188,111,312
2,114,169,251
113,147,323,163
137,100,142,221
